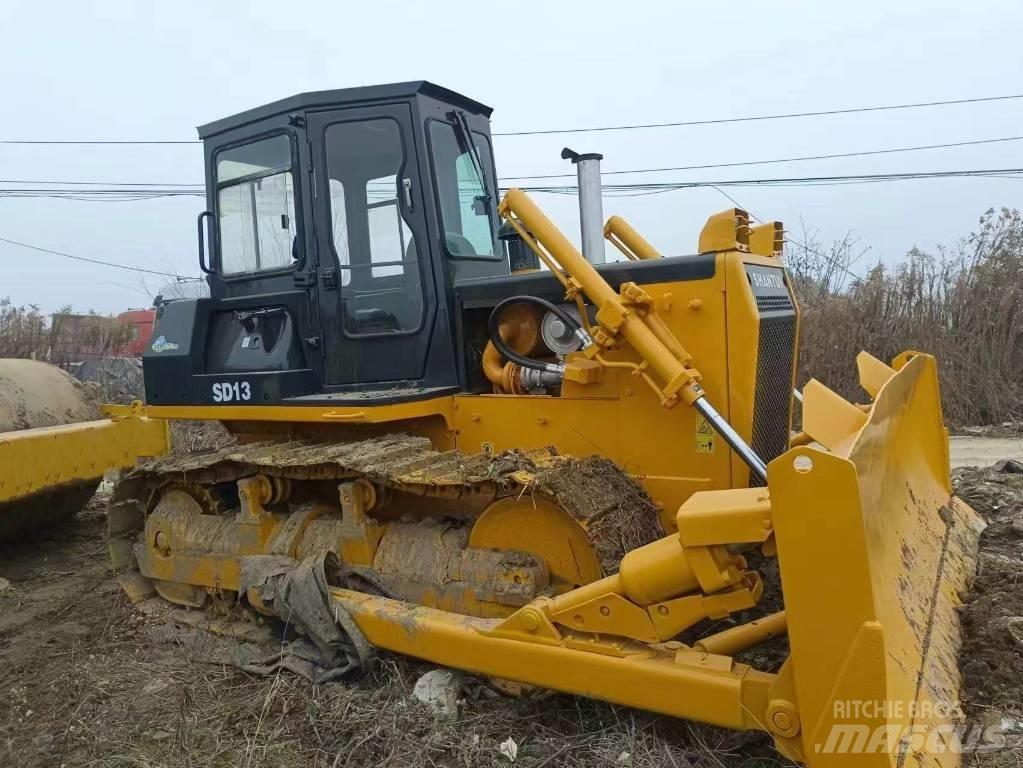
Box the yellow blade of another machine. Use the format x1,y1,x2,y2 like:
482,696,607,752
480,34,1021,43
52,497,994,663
769,352,984,768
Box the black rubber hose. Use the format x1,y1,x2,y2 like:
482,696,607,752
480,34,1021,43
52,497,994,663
488,295,586,372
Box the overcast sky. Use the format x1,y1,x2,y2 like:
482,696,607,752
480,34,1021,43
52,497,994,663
2,0,1021,313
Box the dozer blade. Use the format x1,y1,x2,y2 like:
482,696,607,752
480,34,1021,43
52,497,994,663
770,352,984,767
0,404,169,541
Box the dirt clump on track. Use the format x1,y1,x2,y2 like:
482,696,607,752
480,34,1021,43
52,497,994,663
954,462,1023,735
532,455,664,574
168,418,234,453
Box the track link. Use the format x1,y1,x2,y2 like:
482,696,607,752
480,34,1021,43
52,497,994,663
115,433,662,570
109,435,662,621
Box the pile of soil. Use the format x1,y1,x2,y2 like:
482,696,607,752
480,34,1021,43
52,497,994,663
0,358,99,432
954,461,1023,720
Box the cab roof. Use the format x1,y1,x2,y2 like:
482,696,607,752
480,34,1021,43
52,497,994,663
197,81,493,139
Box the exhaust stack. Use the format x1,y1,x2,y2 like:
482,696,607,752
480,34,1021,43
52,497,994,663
562,147,606,265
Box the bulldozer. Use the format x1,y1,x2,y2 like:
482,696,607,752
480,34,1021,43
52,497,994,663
2,81,985,767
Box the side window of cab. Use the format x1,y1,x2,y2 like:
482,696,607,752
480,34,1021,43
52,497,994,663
215,134,299,275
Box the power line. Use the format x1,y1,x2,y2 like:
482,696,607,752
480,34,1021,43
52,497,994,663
502,135,1023,180
0,139,199,145
5,132,1021,191
492,93,1023,136
515,167,1023,194
0,169,1014,279
0,236,191,278
1,167,1020,204
0,190,203,201
708,185,757,219
704,186,865,284
0,179,203,186
3,93,1022,145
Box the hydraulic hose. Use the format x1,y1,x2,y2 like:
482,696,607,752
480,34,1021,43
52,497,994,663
487,295,590,373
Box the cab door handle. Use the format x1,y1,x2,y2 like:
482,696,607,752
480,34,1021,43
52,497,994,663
402,178,413,212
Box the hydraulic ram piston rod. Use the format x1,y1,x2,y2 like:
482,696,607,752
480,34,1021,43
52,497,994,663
694,397,768,482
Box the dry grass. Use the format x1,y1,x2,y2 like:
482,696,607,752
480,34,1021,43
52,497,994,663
791,208,1023,426
4,652,777,768
169,419,235,454
34,657,770,768
0,298,133,366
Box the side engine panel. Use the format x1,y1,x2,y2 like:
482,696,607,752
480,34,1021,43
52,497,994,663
143,294,317,406
451,251,798,526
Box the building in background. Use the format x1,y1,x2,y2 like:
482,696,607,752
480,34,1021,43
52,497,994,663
115,309,156,357
49,311,133,364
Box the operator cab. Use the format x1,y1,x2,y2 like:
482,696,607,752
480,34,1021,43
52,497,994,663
145,82,508,406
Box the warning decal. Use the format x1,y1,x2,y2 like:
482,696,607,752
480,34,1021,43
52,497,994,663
695,415,715,454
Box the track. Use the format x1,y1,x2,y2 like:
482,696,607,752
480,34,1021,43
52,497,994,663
110,433,664,610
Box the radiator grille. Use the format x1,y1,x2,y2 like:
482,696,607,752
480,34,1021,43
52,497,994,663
749,315,796,485
744,264,797,487
755,294,794,313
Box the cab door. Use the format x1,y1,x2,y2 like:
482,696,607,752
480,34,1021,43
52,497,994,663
306,104,435,386
193,122,322,404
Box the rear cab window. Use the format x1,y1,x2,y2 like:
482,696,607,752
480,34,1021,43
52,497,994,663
215,134,299,275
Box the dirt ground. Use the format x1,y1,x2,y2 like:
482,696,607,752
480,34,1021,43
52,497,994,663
0,499,768,768
953,460,1023,767
1,439,1021,767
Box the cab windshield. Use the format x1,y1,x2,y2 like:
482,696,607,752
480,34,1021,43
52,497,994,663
429,121,499,259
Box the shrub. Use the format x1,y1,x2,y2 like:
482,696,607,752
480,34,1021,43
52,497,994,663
792,208,1023,426
0,300,133,366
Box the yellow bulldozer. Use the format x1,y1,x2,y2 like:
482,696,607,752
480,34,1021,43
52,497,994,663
0,82,984,768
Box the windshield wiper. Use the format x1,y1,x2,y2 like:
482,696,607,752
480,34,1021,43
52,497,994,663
453,110,492,215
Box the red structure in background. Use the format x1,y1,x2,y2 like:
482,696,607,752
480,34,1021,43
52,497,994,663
115,309,156,357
